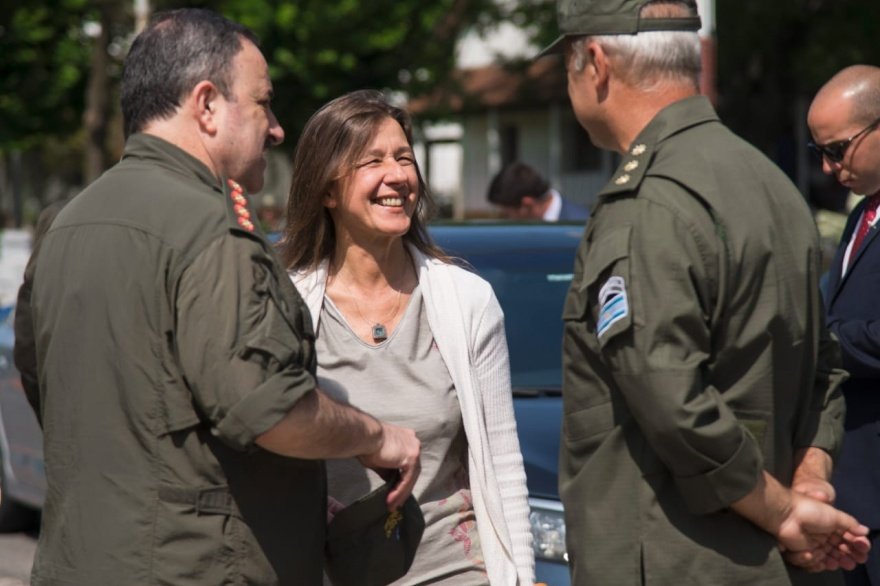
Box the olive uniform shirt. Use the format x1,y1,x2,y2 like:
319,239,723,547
21,133,325,585
14,197,69,421
560,96,846,586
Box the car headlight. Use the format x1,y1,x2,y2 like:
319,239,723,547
529,497,568,562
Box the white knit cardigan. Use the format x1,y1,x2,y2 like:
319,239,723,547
290,246,535,585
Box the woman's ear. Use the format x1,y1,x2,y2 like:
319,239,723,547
323,191,337,209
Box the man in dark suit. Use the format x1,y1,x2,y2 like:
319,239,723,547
486,161,589,221
808,64,880,586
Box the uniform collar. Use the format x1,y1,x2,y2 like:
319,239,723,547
542,189,563,221
599,95,719,199
122,133,222,193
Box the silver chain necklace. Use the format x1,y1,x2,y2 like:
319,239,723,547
336,276,403,341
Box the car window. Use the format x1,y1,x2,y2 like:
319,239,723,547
456,249,574,391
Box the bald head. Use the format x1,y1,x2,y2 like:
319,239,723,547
808,65,880,196
812,65,880,126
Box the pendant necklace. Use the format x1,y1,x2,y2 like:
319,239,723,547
337,276,403,341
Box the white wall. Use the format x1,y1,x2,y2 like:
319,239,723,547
455,108,610,216
461,116,491,216
456,21,538,68
459,110,553,216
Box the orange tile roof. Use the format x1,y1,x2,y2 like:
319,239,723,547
408,58,569,116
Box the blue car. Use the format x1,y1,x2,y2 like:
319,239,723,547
0,221,583,584
430,222,582,585
0,307,43,532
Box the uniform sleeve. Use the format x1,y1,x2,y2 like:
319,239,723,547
14,199,70,422
176,233,317,451
794,293,846,455
472,289,535,584
13,249,41,419
600,195,762,515
794,217,846,455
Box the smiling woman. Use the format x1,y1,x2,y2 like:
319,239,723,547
324,117,420,284
280,90,535,585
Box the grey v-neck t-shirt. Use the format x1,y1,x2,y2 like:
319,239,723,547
317,286,487,585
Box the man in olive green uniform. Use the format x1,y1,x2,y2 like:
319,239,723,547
543,1,871,584
13,197,68,417
14,9,420,585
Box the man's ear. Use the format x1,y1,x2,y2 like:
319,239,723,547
588,40,612,100
520,195,540,218
192,80,221,134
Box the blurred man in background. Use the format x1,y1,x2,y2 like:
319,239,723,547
486,161,589,221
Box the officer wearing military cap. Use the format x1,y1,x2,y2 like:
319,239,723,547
14,8,420,585
548,1,872,584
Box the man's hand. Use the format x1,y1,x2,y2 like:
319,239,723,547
257,391,421,510
732,470,871,573
791,447,835,504
357,421,421,511
784,447,869,571
776,492,871,571
791,477,835,504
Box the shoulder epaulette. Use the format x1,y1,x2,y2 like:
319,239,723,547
598,141,655,198
223,178,262,236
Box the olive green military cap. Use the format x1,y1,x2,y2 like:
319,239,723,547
325,477,425,586
539,0,702,56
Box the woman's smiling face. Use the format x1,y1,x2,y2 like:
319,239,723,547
326,117,420,242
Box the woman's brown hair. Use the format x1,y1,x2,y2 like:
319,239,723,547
279,89,445,271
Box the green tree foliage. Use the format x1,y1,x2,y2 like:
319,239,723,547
1,0,506,215
209,0,497,141
0,0,95,150
5,0,880,181
1,0,503,153
717,0,880,158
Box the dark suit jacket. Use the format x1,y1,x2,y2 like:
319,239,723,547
557,197,590,221
824,197,880,527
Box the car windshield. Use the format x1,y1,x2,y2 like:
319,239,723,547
465,252,573,391
430,224,580,392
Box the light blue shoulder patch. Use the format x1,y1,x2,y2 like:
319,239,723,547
597,276,628,338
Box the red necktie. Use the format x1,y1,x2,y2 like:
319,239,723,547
849,195,880,267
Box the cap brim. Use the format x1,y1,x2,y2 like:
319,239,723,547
325,479,425,586
536,34,567,59
536,13,702,60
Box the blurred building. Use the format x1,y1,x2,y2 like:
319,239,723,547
410,0,716,219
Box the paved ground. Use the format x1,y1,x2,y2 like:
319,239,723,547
0,531,36,585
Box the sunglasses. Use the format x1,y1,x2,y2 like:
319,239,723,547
808,116,880,163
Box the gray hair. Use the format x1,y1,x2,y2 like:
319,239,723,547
569,1,701,92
